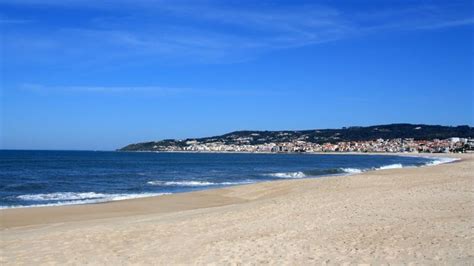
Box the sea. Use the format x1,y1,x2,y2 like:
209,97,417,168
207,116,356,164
0,150,454,208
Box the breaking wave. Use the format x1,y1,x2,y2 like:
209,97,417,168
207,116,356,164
3,192,170,209
17,192,107,201
267,171,307,178
340,168,364,174
147,180,253,187
268,168,367,179
425,157,460,166
377,163,403,170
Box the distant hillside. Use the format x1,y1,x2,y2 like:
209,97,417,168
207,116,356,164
119,124,474,151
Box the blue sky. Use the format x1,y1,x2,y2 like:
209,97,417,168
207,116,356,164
1,0,473,150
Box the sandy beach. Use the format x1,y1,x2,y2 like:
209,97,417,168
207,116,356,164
1,153,473,264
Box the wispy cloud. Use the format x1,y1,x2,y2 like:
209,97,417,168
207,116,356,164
1,4,354,65
2,1,473,65
20,83,188,95
0,15,33,25
414,18,474,30
0,18,32,24
19,83,282,97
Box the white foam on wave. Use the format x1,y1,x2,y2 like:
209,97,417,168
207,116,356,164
267,171,306,178
425,157,460,166
377,163,404,170
147,180,214,186
220,181,254,185
340,168,363,174
147,180,253,187
4,192,170,209
17,192,106,201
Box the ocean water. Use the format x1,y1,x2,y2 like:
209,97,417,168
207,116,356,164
0,150,450,208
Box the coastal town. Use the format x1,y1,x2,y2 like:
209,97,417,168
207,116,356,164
148,137,473,154
120,124,474,153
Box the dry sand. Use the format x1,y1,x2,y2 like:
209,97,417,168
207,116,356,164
1,153,473,264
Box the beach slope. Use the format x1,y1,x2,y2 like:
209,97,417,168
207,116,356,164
1,154,473,264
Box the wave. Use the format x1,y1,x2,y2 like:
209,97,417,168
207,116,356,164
220,181,254,185
425,157,460,166
265,156,460,180
267,171,307,178
339,156,460,173
17,192,106,201
267,163,417,178
147,180,253,187
5,192,170,209
267,157,459,180
268,168,368,178
147,180,214,186
340,168,364,174
377,163,403,170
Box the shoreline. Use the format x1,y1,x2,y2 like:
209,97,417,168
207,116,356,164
1,153,472,264
0,153,457,211
119,149,471,155
0,153,465,224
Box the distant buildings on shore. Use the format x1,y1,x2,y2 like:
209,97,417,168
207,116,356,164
152,137,474,153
